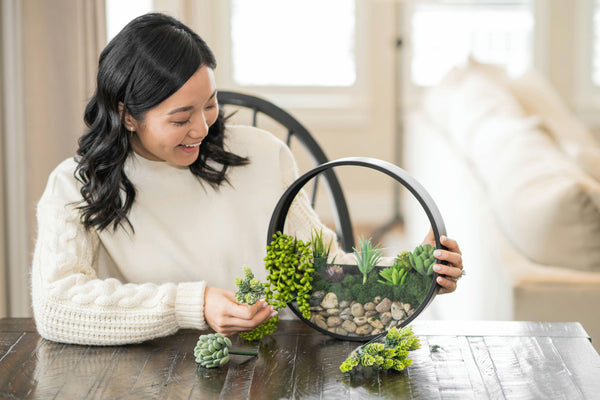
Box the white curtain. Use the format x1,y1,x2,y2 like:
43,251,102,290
1,0,106,317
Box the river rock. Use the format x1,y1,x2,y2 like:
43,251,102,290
320,292,338,309
327,316,343,327
310,291,326,307
364,302,376,311
312,314,328,330
339,300,351,308
342,320,357,332
403,303,411,313
334,327,348,336
354,316,368,326
373,296,382,304
340,307,352,317
356,324,374,335
372,328,384,335
375,298,392,313
327,308,341,316
368,317,384,330
380,311,392,326
391,302,406,320
351,303,364,317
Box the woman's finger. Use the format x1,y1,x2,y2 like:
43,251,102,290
436,275,458,294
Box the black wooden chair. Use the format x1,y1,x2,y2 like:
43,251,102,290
218,90,355,252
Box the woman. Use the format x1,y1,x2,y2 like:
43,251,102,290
31,13,463,345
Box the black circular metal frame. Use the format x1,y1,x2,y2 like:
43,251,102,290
267,157,447,341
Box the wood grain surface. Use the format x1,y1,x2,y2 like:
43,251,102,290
1,318,599,399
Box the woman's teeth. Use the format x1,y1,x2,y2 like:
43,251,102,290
181,142,201,148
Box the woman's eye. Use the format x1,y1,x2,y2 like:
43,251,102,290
172,119,190,126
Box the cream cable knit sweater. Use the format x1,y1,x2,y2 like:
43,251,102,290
31,125,350,345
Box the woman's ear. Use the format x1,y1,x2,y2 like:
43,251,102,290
118,102,139,132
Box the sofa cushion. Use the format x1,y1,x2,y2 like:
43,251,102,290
422,60,600,271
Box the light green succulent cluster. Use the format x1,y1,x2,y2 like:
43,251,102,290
194,333,233,368
410,244,437,276
235,265,265,305
339,326,421,373
194,333,258,369
378,251,412,286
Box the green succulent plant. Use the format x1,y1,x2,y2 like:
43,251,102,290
339,326,421,373
240,232,314,341
353,236,384,285
409,244,437,276
194,333,257,369
235,265,265,305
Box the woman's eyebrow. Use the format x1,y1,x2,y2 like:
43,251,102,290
167,90,217,115
168,105,194,115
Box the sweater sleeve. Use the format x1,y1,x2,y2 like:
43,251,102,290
31,176,208,345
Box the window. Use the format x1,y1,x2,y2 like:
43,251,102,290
229,0,356,87
408,1,535,87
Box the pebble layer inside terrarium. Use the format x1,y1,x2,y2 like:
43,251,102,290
304,264,432,338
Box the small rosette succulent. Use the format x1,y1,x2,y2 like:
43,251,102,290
194,333,232,368
235,265,265,305
409,244,437,276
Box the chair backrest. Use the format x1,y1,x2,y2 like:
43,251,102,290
218,90,355,252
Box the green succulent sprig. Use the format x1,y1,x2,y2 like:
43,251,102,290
353,236,384,285
240,233,315,341
235,265,265,305
339,326,421,373
263,232,314,318
410,244,437,276
194,333,258,369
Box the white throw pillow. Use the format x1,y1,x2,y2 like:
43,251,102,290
422,59,600,271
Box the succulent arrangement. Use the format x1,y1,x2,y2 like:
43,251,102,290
194,333,258,369
339,326,421,373
378,251,411,286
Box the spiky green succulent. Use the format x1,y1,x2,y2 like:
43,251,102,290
339,326,421,373
353,236,384,284
409,244,437,276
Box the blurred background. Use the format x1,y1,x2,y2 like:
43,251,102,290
1,0,598,339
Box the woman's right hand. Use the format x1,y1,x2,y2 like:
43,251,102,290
203,286,277,336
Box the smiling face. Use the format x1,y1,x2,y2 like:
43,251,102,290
125,66,219,166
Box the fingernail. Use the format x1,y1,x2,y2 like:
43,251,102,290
261,301,268,308
270,310,278,318
433,250,442,257
441,235,447,242
437,276,444,283
433,264,442,272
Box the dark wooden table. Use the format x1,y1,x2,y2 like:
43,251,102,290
1,318,599,399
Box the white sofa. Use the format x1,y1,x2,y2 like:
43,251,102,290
402,60,600,352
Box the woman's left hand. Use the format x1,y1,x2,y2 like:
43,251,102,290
422,228,464,294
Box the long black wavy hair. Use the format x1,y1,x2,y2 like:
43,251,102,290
75,13,248,232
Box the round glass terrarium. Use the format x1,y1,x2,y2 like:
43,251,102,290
266,157,447,342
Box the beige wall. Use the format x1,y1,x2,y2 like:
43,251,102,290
0,0,6,317
1,0,104,316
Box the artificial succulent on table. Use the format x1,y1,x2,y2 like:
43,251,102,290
339,326,421,373
194,333,257,369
